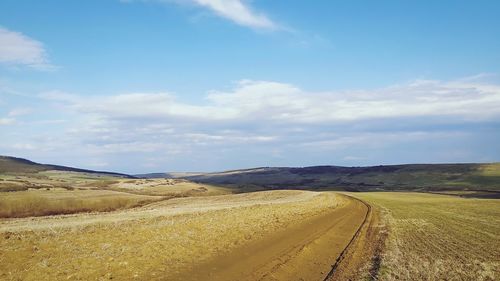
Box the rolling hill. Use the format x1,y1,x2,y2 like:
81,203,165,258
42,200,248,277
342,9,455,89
177,164,500,192
2,155,499,192
0,156,133,178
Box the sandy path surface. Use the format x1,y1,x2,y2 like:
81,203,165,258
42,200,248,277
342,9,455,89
173,193,369,281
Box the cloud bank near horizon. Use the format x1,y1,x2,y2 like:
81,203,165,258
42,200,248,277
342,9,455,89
1,76,500,173
40,78,500,123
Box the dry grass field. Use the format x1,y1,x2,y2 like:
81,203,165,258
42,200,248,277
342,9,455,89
0,189,161,218
0,170,233,218
0,191,351,281
1,161,498,281
353,192,500,281
0,165,367,280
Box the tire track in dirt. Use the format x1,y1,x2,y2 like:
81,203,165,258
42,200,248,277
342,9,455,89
325,194,387,281
172,193,370,281
323,195,372,280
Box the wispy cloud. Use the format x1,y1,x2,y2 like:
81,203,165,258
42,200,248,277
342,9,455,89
190,0,277,29
126,0,277,30
0,26,53,70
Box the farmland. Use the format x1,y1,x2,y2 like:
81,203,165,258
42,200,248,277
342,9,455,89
353,192,500,280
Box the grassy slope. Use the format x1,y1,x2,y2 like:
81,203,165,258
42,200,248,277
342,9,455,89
185,163,500,191
352,192,500,280
0,156,47,173
0,156,132,178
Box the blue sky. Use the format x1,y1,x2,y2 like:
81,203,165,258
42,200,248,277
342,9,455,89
1,0,500,173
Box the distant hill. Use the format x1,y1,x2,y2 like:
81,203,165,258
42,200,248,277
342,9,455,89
0,156,134,178
2,155,499,192
134,172,207,179
181,164,500,192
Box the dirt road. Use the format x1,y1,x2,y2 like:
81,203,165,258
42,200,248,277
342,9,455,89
0,191,374,281
173,193,369,281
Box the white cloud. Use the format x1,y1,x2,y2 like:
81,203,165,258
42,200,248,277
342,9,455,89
43,78,500,124
0,27,52,69
191,0,276,29
127,0,277,30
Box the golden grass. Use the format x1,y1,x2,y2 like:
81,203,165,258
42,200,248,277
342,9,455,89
352,192,500,281
0,190,161,218
0,191,339,280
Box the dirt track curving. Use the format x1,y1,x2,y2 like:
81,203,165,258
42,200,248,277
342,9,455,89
325,195,386,280
0,191,378,281
174,193,371,281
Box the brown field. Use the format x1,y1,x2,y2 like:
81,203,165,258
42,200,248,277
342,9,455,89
352,192,500,281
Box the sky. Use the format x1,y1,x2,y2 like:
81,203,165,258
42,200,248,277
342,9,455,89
1,0,500,174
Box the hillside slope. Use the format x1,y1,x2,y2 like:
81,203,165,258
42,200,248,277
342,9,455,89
181,164,500,192
0,156,133,178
